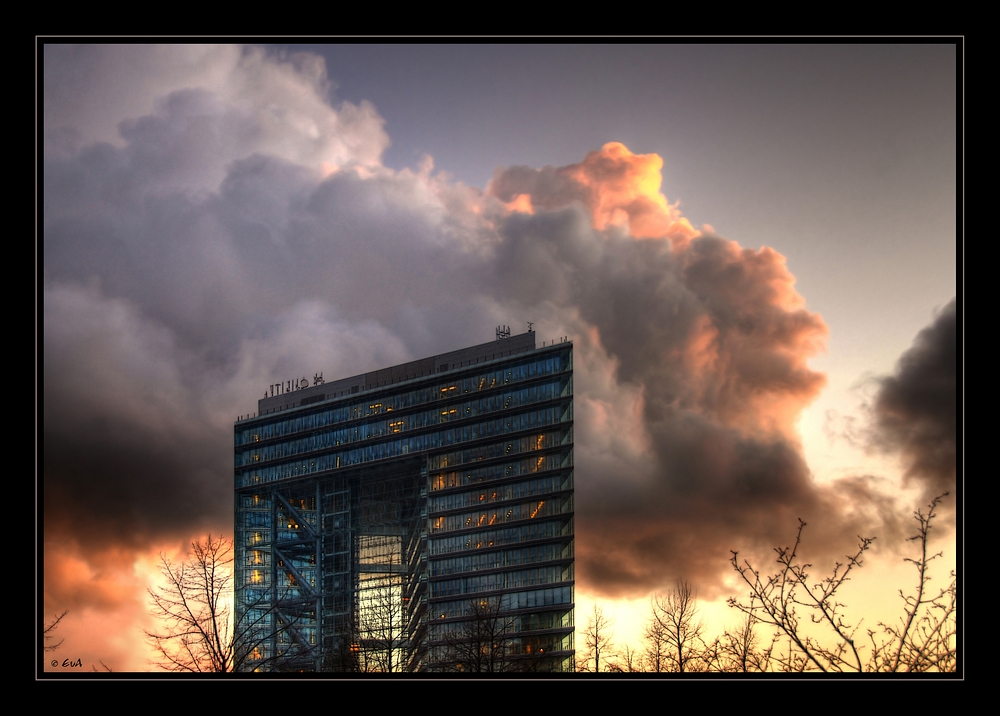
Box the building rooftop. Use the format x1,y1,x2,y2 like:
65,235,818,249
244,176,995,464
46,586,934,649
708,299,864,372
255,330,542,417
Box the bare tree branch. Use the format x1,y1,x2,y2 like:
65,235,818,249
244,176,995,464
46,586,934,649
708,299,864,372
43,610,69,653
868,493,956,672
145,535,235,672
437,597,518,673
146,534,313,673
728,493,955,673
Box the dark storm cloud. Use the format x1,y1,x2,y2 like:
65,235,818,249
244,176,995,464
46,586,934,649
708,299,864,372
42,168,452,544
871,299,957,498
43,284,232,547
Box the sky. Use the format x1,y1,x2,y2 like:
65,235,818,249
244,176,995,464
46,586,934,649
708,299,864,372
40,42,959,673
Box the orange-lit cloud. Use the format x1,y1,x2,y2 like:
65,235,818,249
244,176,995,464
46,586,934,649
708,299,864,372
503,193,534,214
489,141,700,248
673,239,827,437
42,534,218,672
484,143,887,596
490,143,827,440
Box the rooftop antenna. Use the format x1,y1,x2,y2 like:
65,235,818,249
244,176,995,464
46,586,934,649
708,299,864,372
527,322,534,333
496,324,511,341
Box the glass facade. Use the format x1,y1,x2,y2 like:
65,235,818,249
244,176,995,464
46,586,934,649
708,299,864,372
234,334,574,672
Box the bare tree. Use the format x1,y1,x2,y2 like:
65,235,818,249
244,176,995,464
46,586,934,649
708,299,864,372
43,610,68,653
867,494,956,672
702,606,775,673
146,534,311,672
578,604,615,672
146,535,236,672
641,611,668,672
440,597,517,673
728,493,956,673
356,575,406,673
650,581,707,672
608,643,642,673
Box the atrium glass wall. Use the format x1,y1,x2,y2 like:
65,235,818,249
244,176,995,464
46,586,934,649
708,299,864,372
234,334,574,672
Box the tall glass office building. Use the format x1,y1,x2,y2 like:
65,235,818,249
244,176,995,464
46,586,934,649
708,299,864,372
234,331,574,672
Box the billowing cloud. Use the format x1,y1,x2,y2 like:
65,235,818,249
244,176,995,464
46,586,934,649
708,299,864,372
489,142,700,247
43,46,935,663
44,44,388,177
484,144,901,597
870,300,957,498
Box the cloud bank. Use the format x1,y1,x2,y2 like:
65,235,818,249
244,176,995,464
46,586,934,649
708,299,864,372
43,44,954,655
